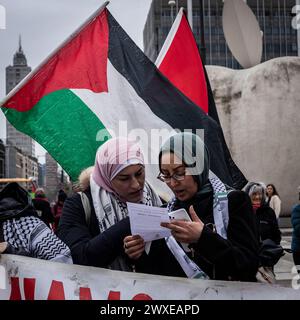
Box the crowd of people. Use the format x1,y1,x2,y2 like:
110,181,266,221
0,133,299,285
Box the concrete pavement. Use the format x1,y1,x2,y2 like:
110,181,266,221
274,235,296,288
270,217,298,288
279,216,292,236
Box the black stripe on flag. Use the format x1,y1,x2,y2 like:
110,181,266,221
107,12,247,189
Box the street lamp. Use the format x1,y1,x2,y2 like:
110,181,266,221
187,0,193,30
187,0,206,64
168,0,176,23
199,0,206,64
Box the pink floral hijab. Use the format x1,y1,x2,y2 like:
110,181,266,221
92,137,144,194
89,137,161,240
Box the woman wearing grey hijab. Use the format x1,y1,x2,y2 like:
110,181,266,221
157,132,259,281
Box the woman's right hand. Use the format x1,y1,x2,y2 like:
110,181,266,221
123,235,145,260
0,242,7,254
161,206,204,243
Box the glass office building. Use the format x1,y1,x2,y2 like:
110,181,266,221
143,0,299,68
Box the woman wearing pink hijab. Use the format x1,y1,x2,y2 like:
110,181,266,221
57,137,161,271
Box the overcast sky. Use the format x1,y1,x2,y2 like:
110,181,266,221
0,0,152,158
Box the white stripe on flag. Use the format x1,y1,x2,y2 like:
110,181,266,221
72,61,176,200
155,8,184,68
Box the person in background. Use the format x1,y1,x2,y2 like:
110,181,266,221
27,188,35,199
245,182,282,283
266,184,281,220
0,182,72,263
32,188,54,229
245,182,281,245
291,187,300,273
52,189,68,233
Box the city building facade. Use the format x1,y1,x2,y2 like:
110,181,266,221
45,152,59,202
0,139,5,179
143,0,299,67
4,141,38,180
6,37,35,157
38,162,46,189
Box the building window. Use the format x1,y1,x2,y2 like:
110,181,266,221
266,27,272,34
219,43,226,52
162,10,170,17
273,44,280,53
207,8,214,16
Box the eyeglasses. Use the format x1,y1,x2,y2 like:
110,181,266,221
157,171,186,183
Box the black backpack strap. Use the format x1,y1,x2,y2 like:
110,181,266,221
0,221,5,242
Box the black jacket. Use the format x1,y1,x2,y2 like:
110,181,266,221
0,183,72,262
0,183,37,219
32,198,54,227
141,190,260,282
255,205,281,245
0,182,38,248
57,189,259,281
57,190,132,268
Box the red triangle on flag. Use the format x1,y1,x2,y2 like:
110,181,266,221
156,8,208,114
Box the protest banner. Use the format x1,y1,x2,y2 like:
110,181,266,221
0,254,299,300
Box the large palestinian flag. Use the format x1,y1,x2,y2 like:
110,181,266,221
1,7,245,194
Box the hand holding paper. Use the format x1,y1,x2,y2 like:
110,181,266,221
127,203,171,242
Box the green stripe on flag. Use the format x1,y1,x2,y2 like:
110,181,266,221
2,89,111,180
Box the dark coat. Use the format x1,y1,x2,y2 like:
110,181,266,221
0,182,37,221
57,189,132,269
0,182,38,250
32,197,54,227
0,183,72,262
141,190,260,282
291,204,300,252
255,205,281,245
